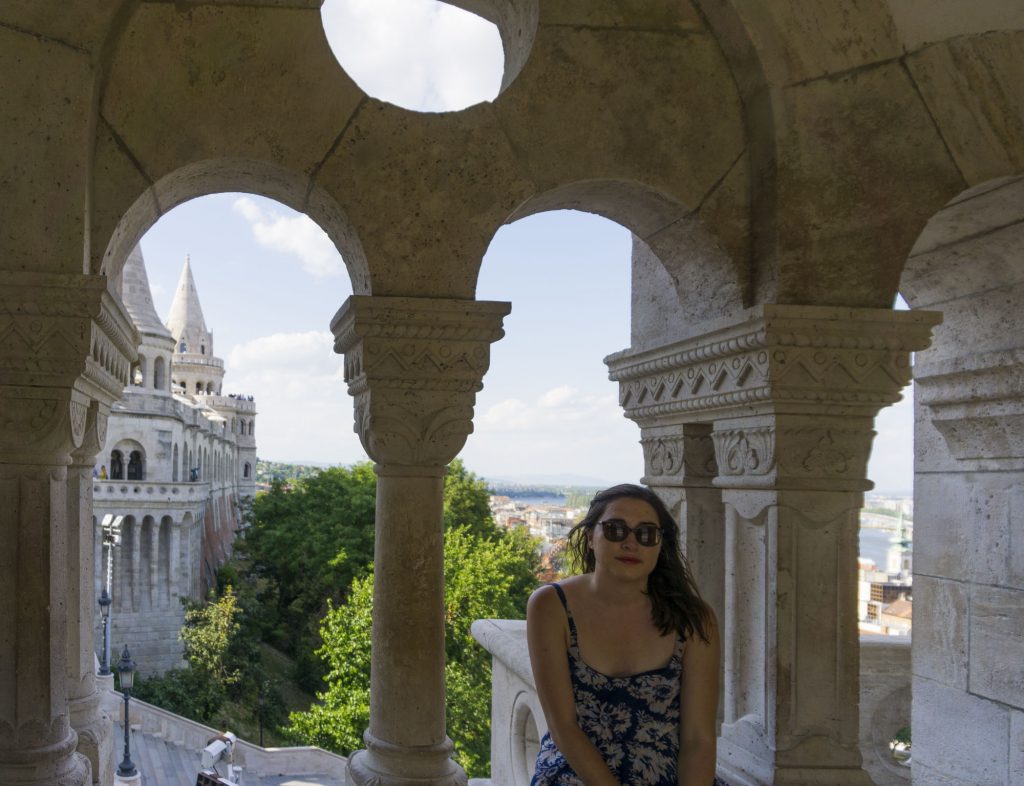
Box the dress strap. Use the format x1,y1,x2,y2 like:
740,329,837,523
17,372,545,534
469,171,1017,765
547,583,578,643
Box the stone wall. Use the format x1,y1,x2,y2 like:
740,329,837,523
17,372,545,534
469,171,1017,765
903,177,1024,786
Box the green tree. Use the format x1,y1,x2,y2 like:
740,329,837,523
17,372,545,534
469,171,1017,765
236,463,377,687
288,526,539,777
443,459,497,538
133,586,245,723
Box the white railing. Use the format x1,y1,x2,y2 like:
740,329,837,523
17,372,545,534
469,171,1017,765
100,682,347,780
472,621,912,786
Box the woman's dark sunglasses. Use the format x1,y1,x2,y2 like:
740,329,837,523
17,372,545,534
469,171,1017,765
598,519,663,547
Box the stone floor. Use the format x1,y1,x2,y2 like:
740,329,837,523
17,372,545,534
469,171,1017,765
113,724,345,786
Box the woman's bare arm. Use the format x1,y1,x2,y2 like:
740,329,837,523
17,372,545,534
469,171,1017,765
677,608,721,786
527,585,621,786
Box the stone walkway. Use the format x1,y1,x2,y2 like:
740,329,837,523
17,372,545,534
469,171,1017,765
114,725,345,786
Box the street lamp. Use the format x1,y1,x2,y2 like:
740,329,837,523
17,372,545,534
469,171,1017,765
98,588,112,675
116,645,138,779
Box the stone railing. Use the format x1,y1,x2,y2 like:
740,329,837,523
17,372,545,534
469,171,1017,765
99,677,347,779
472,621,912,786
93,480,210,503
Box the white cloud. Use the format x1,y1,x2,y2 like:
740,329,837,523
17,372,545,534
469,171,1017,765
478,386,623,432
232,197,344,278
224,331,364,464
320,0,504,111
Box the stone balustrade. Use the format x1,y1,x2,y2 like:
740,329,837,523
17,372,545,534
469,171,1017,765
93,479,211,503
471,621,912,786
98,678,347,779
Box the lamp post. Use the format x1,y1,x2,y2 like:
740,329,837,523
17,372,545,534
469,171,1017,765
98,588,112,675
116,645,138,779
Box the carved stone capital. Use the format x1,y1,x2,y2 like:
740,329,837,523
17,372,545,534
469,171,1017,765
915,348,1024,463
639,424,716,487
607,305,940,425
331,296,510,466
711,416,876,491
0,273,137,464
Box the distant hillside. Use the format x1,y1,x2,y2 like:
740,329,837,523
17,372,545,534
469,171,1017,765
255,459,336,484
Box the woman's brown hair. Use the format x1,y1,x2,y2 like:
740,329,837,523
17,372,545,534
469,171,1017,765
566,483,711,643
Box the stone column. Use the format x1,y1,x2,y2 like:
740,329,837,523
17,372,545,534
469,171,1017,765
607,305,939,786
331,295,510,786
168,520,181,608
148,518,159,611
0,272,137,786
67,404,115,786
129,519,140,613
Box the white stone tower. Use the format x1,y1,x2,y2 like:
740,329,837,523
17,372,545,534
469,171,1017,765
167,256,225,397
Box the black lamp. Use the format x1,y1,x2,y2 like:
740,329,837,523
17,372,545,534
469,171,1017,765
116,645,138,778
98,588,112,676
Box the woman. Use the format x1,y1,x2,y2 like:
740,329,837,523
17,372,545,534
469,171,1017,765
527,484,725,786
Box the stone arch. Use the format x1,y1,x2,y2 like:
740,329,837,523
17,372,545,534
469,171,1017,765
109,449,125,480
172,443,179,482
95,158,369,295
243,462,251,480
135,353,147,386
491,179,748,345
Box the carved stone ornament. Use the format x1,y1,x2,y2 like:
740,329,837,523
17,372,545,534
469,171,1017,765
606,305,940,426
0,272,138,398
713,427,775,476
641,437,685,477
0,274,138,462
915,348,1024,464
332,296,511,466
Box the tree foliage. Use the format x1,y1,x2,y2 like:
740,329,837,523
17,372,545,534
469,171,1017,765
288,525,539,776
134,587,245,722
235,463,377,688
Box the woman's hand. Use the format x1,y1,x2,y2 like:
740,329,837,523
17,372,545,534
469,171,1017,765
527,584,622,786
677,607,720,786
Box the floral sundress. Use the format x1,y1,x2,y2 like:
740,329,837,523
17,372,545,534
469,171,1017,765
531,583,728,786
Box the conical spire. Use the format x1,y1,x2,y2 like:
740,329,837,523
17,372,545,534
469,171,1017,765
166,255,213,355
121,244,173,340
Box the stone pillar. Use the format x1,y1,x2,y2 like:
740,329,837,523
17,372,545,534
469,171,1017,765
331,295,510,786
607,305,939,786
168,521,181,608
68,404,115,786
129,519,140,613
0,272,137,786
148,518,159,611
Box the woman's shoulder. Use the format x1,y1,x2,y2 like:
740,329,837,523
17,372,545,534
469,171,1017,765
528,577,587,618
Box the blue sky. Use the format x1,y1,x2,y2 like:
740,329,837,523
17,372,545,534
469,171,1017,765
137,0,914,492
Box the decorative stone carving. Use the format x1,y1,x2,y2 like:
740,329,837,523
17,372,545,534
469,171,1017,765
607,305,940,426
332,295,511,467
713,427,775,477
915,348,1024,465
0,273,138,463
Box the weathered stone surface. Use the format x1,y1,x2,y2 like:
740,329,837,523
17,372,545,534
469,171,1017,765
0,28,92,274
911,575,968,690
888,0,1024,51
772,61,964,307
101,3,363,183
728,0,901,85
906,31,1024,185
538,0,703,32
912,474,969,579
317,103,532,298
969,584,1024,707
494,24,743,217
913,677,1010,786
